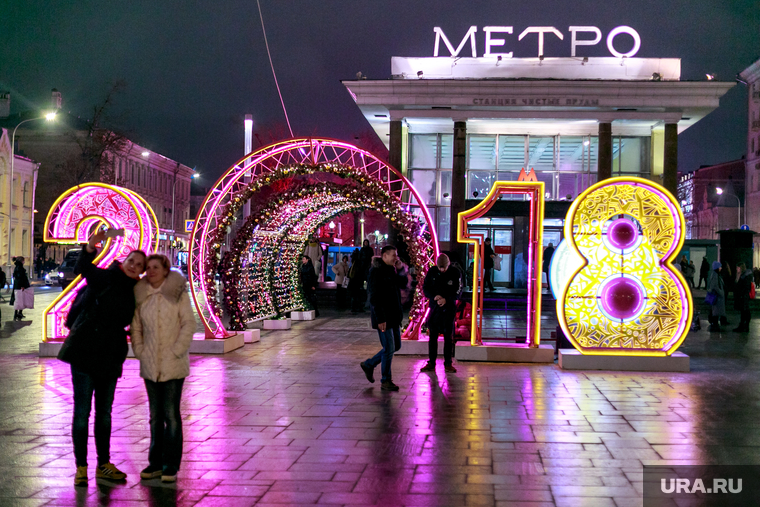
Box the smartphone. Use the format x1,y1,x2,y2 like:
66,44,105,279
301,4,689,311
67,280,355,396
104,228,125,238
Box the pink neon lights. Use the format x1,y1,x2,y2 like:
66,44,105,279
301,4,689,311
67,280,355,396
43,183,158,341
189,138,439,339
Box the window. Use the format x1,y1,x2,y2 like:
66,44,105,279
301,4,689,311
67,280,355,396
467,136,497,170
22,182,30,207
613,137,650,176
410,135,439,168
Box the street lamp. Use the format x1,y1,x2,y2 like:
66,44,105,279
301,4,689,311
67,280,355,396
716,187,742,229
7,112,56,272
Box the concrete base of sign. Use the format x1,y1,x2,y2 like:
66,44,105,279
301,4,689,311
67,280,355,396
558,349,690,372
241,329,260,344
263,318,292,330
395,338,554,363
290,310,315,321
39,333,245,357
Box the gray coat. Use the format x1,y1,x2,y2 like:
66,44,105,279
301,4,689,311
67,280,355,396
707,270,726,317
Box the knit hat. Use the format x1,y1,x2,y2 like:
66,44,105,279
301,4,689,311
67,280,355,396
712,261,721,270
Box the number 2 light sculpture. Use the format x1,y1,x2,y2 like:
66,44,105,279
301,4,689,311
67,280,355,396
42,183,159,341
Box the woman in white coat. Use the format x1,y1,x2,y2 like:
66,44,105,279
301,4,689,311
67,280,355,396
131,254,195,483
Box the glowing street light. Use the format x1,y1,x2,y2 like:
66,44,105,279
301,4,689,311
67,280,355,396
716,187,742,229
141,151,150,157
8,112,56,270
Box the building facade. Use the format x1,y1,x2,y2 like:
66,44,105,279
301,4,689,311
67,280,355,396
0,90,194,266
345,53,733,285
0,128,40,277
740,60,760,266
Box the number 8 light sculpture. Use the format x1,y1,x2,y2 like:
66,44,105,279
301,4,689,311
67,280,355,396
43,183,159,341
557,177,691,356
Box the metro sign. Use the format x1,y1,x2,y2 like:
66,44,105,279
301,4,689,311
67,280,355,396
434,25,641,59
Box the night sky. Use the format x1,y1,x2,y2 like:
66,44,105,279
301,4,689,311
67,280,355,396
2,1,758,183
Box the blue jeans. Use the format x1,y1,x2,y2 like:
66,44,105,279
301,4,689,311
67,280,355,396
145,378,185,470
71,366,118,467
365,326,401,383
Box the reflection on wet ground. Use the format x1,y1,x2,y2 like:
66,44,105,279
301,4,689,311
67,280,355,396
0,289,758,506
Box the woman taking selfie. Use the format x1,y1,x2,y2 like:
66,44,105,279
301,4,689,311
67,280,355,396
57,230,146,486
131,254,195,483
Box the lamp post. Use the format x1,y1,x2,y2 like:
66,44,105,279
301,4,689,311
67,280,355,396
7,112,56,273
716,187,742,229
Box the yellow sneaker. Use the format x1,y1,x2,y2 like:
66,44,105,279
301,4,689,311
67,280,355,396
74,466,87,487
96,463,127,481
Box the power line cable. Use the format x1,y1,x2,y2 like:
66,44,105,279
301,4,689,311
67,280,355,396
256,0,294,137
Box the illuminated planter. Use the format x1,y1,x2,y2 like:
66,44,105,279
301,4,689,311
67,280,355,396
42,183,158,341
556,177,691,357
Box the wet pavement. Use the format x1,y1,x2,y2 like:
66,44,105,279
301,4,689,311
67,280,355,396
0,286,758,506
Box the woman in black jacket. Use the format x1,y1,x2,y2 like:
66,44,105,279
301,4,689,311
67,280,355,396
733,262,753,332
11,257,30,320
57,231,146,486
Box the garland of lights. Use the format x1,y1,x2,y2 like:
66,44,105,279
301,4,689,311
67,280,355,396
205,163,435,330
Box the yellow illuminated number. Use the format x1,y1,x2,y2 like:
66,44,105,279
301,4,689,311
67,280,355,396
557,177,691,356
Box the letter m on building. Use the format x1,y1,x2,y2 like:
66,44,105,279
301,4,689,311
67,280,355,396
434,26,478,57
518,168,538,182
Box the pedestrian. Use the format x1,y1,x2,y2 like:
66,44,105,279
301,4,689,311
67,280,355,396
300,255,320,317
679,255,688,273
733,262,752,332
698,257,709,289
56,230,146,486
131,254,195,483
754,267,760,288
420,254,462,373
11,257,30,320
483,238,496,292
332,255,350,309
349,248,364,313
359,246,408,391
707,261,726,331
543,242,555,295
396,234,411,266
352,240,374,312
687,260,696,288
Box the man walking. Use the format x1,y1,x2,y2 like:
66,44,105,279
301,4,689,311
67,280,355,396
360,246,408,391
483,238,496,292
420,254,461,373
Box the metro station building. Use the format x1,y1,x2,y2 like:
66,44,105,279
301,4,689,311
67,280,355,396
344,38,733,285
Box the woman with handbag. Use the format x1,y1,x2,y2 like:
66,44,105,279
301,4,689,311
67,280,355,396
57,230,146,486
11,257,31,321
332,255,350,309
131,255,195,483
707,261,726,332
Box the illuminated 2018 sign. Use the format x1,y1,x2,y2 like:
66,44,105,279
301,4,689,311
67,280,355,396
434,25,641,58
43,183,158,341
556,177,691,356
459,177,690,358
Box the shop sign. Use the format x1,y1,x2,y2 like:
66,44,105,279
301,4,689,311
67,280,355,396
434,25,641,59
472,97,600,107
185,219,195,233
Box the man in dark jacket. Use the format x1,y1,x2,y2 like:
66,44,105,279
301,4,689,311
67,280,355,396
420,254,462,373
300,255,320,318
57,230,146,486
698,257,709,289
359,245,408,391
733,262,753,332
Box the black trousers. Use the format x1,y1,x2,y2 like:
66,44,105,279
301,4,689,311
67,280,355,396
428,321,455,365
483,267,494,290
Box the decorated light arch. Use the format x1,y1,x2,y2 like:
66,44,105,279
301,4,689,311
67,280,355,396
42,183,159,341
190,138,439,339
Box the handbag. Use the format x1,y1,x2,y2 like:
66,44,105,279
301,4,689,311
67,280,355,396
704,290,717,306
14,288,34,310
341,277,350,289
493,255,502,272
751,283,756,300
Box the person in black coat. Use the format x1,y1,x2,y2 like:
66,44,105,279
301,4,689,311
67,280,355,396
733,262,753,332
359,246,408,391
698,257,710,289
57,230,146,485
10,257,30,319
483,238,496,291
420,254,462,373
300,255,320,317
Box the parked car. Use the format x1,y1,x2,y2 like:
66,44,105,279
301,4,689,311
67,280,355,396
58,248,81,287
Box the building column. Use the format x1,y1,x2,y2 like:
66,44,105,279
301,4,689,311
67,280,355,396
597,122,612,182
663,123,678,196
388,120,403,244
451,120,467,265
